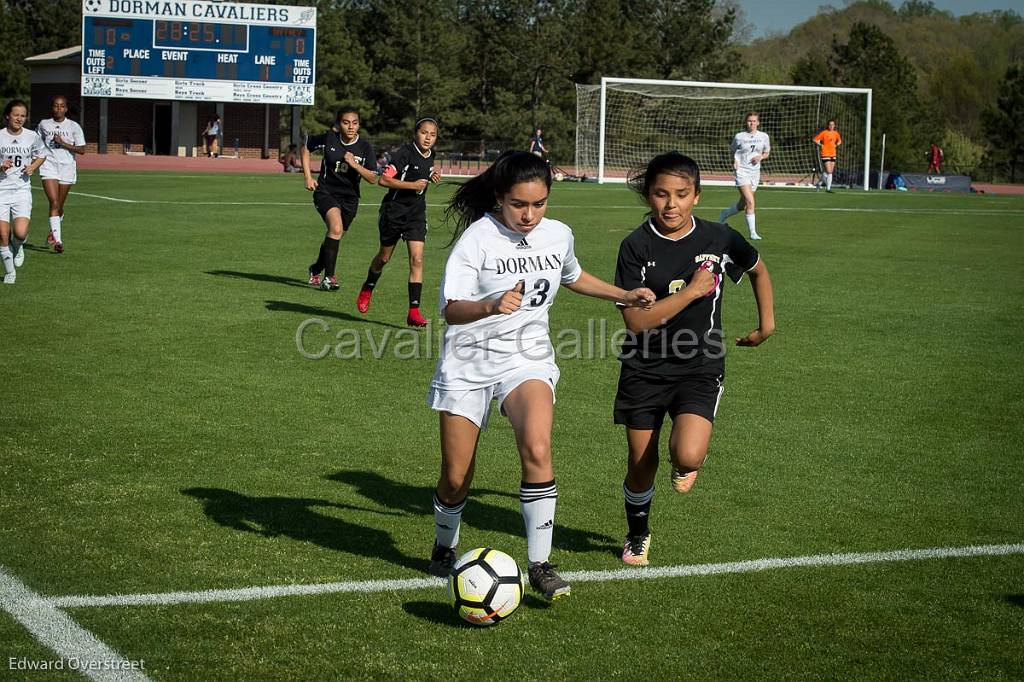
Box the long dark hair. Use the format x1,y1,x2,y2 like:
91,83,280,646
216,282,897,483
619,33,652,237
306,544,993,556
445,151,551,242
628,151,702,199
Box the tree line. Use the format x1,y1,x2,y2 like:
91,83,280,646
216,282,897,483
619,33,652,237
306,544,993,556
1,0,1021,180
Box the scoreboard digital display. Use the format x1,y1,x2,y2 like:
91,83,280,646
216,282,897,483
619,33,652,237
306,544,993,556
81,0,316,105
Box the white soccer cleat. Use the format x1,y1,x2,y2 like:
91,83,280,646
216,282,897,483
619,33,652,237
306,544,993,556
3,272,15,284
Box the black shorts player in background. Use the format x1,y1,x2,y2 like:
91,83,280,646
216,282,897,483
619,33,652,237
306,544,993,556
356,117,442,327
613,152,775,567
301,107,377,291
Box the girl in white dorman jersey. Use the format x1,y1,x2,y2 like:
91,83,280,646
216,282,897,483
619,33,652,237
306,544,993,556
36,95,86,253
0,99,47,284
720,112,770,240
426,151,654,601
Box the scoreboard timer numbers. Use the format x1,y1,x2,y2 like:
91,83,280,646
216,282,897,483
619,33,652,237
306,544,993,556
81,0,316,105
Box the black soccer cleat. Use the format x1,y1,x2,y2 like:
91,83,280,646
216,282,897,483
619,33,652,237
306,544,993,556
428,542,456,577
528,561,571,601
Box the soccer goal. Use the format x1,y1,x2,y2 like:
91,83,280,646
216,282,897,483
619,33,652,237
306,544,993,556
576,77,873,190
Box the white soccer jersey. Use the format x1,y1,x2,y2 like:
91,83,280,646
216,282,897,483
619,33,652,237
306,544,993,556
36,118,85,165
731,130,770,171
431,214,584,390
0,128,46,194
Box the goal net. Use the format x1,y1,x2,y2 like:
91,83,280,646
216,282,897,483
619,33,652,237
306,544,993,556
576,78,872,189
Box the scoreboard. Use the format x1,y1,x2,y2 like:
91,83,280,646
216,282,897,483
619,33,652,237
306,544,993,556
81,0,316,105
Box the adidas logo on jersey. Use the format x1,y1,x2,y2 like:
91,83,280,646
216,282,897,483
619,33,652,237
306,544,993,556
515,237,531,250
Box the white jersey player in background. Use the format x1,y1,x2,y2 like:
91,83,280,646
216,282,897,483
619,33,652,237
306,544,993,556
0,99,47,284
36,95,86,253
719,112,770,240
426,151,654,600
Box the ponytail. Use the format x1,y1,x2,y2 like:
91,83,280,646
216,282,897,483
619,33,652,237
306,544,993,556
445,151,551,244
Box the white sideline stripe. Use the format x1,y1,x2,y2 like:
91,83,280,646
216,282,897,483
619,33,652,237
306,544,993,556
0,566,151,682
48,190,1024,216
49,543,1023,609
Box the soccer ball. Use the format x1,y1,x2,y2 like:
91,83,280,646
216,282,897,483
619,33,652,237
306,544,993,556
447,548,525,626
554,171,565,182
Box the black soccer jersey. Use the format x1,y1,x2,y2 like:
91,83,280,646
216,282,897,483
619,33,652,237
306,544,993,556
381,141,435,216
305,130,375,198
615,216,759,376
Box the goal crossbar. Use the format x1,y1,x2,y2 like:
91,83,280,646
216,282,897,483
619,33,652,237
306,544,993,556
582,77,873,190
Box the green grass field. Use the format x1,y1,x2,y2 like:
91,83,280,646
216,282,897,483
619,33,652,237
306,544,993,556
2,172,1023,680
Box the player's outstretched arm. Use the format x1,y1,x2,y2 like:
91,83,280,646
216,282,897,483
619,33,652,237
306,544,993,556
736,259,775,347
563,270,654,308
622,267,716,334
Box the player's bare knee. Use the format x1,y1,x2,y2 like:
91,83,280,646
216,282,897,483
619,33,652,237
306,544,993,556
518,440,552,470
437,475,471,502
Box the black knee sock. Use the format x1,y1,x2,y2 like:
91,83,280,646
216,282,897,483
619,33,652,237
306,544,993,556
624,481,654,537
310,241,327,274
323,237,341,277
408,282,423,308
363,267,383,291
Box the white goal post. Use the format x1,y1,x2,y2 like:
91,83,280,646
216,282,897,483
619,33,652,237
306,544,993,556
576,77,873,190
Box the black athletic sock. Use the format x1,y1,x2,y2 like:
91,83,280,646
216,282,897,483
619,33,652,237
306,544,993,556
310,241,327,275
624,481,654,537
323,237,341,277
363,268,383,291
408,281,423,308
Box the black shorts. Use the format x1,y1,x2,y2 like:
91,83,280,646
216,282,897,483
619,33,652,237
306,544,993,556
378,204,427,246
613,366,725,429
820,156,836,163
313,190,359,230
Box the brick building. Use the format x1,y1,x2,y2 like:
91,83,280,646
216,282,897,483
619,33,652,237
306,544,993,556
26,46,298,158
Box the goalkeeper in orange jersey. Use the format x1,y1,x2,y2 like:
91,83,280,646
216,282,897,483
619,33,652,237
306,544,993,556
812,120,842,192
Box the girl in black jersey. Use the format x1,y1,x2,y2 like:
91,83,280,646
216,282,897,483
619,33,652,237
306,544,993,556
356,118,442,327
613,152,775,567
301,107,377,291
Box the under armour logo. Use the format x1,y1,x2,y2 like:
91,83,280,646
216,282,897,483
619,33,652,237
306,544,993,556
535,519,553,530
516,237,531,250
646,261,656,267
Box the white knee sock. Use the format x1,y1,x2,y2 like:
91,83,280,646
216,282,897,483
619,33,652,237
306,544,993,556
745,213,758,237
826,173,833,191
0,246,13,276
521,480,557,564
432,492,465,549
719,205,739,222
50,216,62,242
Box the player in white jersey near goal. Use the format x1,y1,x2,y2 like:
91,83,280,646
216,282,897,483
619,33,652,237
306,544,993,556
36,95,85,253
719,112,769,240
0,99,47,284
426,151,655,600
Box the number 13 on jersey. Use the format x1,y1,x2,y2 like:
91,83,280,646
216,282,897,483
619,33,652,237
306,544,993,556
518,279,551,307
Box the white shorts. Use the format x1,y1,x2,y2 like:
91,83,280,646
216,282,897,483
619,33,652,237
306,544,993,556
0,192,31,222
427,363,559,429
735,167,760,190
39,158,77,184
